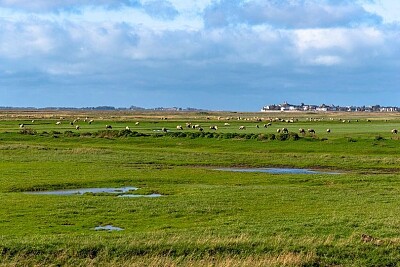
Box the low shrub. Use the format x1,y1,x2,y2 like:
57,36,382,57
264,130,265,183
19,128,37,135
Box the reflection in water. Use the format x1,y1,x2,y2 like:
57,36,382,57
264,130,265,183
27,186,138,195
94,225,124,231
215,168,340,174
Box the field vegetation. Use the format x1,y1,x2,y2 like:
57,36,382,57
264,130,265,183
1,110,400,266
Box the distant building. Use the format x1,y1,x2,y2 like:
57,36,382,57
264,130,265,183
261,102,399,113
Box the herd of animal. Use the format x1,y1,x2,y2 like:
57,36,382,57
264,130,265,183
17,116,399,135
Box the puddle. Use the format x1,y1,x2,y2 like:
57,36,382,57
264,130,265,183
118,193,162,198
27,186,138,195
215,168,340,174
94,225,124,231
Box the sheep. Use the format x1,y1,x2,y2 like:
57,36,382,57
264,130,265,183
263,124,268,128
392,129,398,134
198,127,204,132
267,123,272,126
224,123,230,126
56,121,61,125
276,128,281,133
326,129,331,133
125,126,130,130
106,125,112,129
299,128,305,134
31,120,35,123
281,128,288,134
308,129,316,135
19,124,24,128
135,122,140,125
162,127,168,133
76,125,80,130
210,125,218,130
176,125,183,130
256,125,259,128
88,119,94,124
186,123,192,128
239,126,246,130
70,121,74,126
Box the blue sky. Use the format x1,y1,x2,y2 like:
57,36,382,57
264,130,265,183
0,0,399,111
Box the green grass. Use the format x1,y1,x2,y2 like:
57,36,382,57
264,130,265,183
1,112,400,266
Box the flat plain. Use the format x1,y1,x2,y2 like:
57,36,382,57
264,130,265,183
1,110,400,266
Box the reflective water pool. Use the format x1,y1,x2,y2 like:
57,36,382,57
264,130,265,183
27,186,138,195
94,225,124,231
215,168,340,174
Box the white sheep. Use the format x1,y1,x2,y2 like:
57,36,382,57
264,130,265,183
210,126,218,130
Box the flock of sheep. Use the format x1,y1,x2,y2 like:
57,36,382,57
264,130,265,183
18,116,399,135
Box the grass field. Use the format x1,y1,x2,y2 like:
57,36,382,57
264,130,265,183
1,110,400,266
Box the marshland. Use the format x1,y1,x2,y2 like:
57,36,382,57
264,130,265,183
1,110,400,266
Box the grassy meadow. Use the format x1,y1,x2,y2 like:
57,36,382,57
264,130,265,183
1,110,400,266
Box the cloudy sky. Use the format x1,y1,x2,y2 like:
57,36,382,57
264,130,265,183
0,0,399,111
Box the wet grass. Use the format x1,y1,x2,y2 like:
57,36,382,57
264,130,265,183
1,112,400,266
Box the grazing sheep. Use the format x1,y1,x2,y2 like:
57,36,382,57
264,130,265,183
263,124,268,128
299,128,305,134
176,125,183,130
106,125,112,129
194,124,200,129
76,125,80,130
392,129,398,134
276,128,281,133
88,119,94,124
186,123,192,128
198,127,204,132
326,129,331,133
56,121,61,125
239,126,246,130
210,125,218,130
125,126,130,130
224,123,230,126
281,128,288,134
31,120,35,123
256,125,259,128
162,127,168,133
70,122,74,126
19,124,24,128
135,122,140,125
308,129,316,135
267,123,272,126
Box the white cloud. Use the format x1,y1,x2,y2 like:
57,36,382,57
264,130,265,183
204,0,382,29
362,0,400,23
0,0,399,110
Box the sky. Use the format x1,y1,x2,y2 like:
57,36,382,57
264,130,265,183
0,0,399,111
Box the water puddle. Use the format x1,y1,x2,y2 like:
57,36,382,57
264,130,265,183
118,193,162,198
94,225,124,231
27,186,138,195
215,168,340,174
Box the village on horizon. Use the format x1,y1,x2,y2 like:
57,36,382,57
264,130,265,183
261,102,399,113
1,102,399,113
